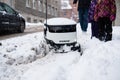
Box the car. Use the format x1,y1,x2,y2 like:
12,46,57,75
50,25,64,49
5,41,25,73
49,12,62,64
0,2,25,33
44,17,81,53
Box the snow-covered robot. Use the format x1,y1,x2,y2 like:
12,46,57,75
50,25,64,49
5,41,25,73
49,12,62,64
44,17,81,53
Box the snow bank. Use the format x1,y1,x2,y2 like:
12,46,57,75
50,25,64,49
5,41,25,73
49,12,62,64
0,32,47,66
65,24,120,80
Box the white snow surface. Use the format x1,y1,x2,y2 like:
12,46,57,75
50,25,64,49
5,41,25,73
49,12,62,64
0,22,120,80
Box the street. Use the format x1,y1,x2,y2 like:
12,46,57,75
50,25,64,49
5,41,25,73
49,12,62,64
0,26,44,40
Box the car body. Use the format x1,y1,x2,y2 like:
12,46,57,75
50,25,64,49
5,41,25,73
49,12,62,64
0,2,25,33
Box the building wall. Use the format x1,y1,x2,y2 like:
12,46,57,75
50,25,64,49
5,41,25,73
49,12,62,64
14,0,60,23
60,9,72,19
14,0,44,23
0,0,61,23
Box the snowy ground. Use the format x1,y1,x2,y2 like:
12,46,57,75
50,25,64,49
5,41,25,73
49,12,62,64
0,23,120,80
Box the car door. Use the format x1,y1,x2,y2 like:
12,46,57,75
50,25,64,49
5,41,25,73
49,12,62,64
2,3,20,28
0,3,10,28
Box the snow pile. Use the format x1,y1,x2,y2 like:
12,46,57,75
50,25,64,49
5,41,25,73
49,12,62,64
66,25,120,80
0,32,47,66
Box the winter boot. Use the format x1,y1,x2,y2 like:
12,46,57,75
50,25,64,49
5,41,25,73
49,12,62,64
105,33,112,42
99,36,105,41
98,33,105,41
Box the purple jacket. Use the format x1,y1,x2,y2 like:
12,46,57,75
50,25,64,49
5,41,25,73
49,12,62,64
94,0,116,21
88,0,97,22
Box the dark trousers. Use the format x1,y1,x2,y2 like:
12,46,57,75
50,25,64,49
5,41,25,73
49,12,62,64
97,17,112,41
78,8,89,32
91,21,98,38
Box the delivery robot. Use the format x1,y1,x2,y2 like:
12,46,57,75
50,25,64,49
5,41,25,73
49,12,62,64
44,17,81,53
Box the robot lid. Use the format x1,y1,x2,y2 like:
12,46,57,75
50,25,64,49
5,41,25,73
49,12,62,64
44,17,76,26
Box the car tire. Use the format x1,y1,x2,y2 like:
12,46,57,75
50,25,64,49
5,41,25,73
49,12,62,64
18,22,25,33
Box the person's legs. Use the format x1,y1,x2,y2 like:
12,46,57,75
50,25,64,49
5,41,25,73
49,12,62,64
105,17,112,42
91,21,95,38
78,8,84,31
91,22,94,36
97,17,105,41
91,21,98,38
82,8,89,32
94,21,99,38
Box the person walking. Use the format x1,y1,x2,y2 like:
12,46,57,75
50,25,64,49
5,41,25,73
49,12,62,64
94,0,116,42
88,0,99,39
73,0,91,32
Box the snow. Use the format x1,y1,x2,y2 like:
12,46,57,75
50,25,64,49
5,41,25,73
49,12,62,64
44,17,76,25
0,21,120,80
61,0,72,10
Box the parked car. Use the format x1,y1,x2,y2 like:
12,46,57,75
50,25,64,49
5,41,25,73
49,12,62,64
0,2,25,33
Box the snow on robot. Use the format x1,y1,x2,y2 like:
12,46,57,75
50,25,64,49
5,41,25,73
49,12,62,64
44,17,81,53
